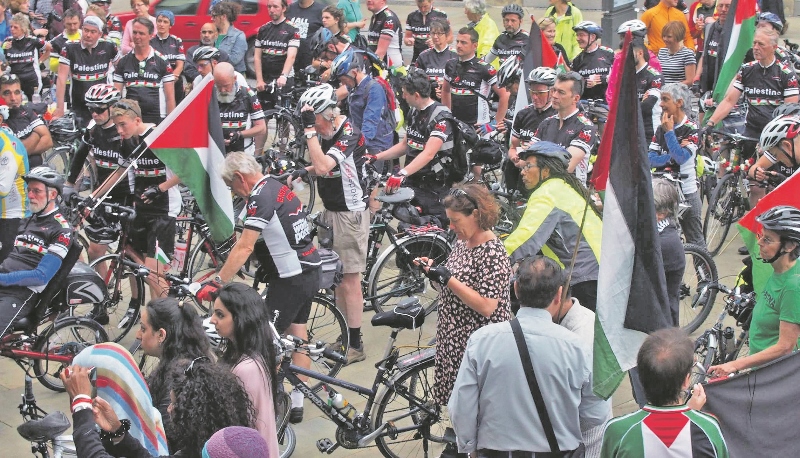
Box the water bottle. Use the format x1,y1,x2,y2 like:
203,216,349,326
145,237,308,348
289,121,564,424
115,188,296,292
172,237,188,272
328,390,356,420
31,90,41,104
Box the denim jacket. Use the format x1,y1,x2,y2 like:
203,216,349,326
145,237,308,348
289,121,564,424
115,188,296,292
217,26,247,73
348,75,394,152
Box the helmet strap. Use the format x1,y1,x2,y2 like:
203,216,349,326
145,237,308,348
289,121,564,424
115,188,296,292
759,249,786,264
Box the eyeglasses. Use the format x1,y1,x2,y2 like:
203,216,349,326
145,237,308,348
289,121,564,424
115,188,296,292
430,31,446,36
529,89,550,95
184,356,210,377
449,188,478,210
521,162,539,171
757,233,780,245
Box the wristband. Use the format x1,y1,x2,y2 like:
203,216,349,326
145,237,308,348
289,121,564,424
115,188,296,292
71,399,92,413
72,394,92,402
398,168,408,177
99,419,131,442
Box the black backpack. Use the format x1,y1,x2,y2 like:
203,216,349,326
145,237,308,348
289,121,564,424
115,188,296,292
428,106,478,185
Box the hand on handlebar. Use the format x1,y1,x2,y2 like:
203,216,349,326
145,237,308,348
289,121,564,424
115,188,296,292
708,361,737,378
751,166,767,181
62,185,76,204
256,79,267,92
141,185,164,204
290,168,309,181
385,174,405,194
196,279,222,302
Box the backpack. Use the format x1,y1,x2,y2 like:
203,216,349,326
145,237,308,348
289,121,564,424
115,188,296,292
428,106,478,185
369,76,398,126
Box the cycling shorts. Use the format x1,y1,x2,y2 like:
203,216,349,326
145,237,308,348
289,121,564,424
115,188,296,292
127,213,176,259
265,266,320,333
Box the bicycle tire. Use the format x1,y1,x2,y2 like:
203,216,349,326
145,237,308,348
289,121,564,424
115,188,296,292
74,157,98,194
33,317,109,392
185,230,226,314
305,293,349,390
86,254,146,343
703,173,740,256
367,233,452,315
679,244,718,333
373,358,448,458
689,333,717,387
726,333,750,363
264,111,306,163
279,424,296,458
43,147,68,177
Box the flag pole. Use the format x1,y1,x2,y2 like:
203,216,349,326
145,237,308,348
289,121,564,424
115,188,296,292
557,182,594,321
87,128,154,211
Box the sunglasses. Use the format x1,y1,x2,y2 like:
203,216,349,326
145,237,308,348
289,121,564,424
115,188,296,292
449,188,478,210
113,100,140,117
89,106,109,114
184,356,210,377
0,73,20,84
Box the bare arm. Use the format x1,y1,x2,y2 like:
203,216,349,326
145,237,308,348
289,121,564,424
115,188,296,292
218,227,259,282
682,64,696,87
493,84,509,130
706,84,742,125
445,276,499,317
376,139,409,161
54,63,70,118
441,80,451,109
711,321,800,376
172,60,184,78
305,131,338,175
254,49,265,91
282,47,297,76
375,35,391,60
163,80,176,114
566,146,585,174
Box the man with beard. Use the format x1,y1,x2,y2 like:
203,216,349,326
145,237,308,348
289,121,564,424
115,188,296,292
482,4,529,68
184,23,231,83
214,62,266,155
1,73,53,168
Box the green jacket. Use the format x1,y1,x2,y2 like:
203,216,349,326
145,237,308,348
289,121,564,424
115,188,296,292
545,3,583,61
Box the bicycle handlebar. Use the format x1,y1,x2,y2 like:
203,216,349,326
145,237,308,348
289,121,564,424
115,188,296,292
706,129,759,144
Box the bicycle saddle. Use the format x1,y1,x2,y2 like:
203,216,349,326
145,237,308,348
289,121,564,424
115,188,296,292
375,187,415,204
371,297,426,330
17,411,71,441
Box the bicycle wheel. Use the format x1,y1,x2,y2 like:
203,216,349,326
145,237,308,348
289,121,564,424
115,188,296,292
689,332,717,387
33,317,109,392
264,111,305,162
679,244,718,333
703,174,741,256
84,254,146,342
74,157,98,194
305,293,348,390
185,231,225,314
373,358,448,458
128,338,159,378
279,424,296,458
294,175,316,214
367,233,452,315
43,147,69,177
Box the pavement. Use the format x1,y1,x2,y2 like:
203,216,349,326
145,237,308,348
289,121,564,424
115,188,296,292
1,2,794,457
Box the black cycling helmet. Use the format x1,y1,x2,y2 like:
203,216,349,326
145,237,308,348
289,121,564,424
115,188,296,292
85,221,121,245
23,166,65,195
192,46,221,63
501,4,524,18
757,205,800,243
518,141,572,168
773,103,800,118
310,28,334,58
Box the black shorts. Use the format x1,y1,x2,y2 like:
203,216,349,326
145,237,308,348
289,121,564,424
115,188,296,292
265,266,320,333
127,213,176,259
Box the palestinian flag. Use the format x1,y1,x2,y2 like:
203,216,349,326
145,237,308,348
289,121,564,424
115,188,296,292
555,53,568,74
143,74,235,243
704,0,757,123
591,32,673,399
738,170,800,293
515,18,559,113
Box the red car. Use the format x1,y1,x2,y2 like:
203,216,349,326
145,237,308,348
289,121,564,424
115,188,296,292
116,0,269,76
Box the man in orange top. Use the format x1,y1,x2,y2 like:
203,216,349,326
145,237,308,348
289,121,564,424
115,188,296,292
641,0,695,53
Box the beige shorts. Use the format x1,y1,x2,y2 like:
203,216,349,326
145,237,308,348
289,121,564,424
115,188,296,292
321,208,370,274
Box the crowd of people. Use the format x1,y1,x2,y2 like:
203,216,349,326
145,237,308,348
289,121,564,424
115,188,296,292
0,0,797,456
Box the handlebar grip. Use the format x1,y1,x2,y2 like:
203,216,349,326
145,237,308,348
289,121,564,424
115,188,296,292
24,376,34,404
322,347,347,364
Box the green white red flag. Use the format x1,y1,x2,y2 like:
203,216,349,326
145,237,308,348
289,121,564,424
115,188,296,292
144,74,235,243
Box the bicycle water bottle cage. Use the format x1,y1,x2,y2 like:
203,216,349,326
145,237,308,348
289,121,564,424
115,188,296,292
17,411,71,441
371,297,425,330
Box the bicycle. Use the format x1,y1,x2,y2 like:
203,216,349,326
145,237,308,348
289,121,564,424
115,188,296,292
679,244,719,333
16,376,77,457
261,80,312,164
275,296,446,457
45,113,97,191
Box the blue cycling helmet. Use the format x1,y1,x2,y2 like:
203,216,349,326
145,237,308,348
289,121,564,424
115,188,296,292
573,21,602,37
310,28,334,58
518,141,572,168
758,12,783,33
329,47,364,81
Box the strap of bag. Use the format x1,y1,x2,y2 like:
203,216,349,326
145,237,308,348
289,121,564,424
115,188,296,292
510,318,561,453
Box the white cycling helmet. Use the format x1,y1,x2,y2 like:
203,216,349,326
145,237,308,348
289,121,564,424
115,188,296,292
202,316,223,350
617,19,647,37
759,115,800,150
297,84,337,114
85,84,122,108
496,56,522,87
527,67,557,86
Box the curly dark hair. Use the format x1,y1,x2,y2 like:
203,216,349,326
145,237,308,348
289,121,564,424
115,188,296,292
400,68,432,99
442,183,499,230
166,358,256,456
210,1,242,23
144,298,213,420
535,155,602,218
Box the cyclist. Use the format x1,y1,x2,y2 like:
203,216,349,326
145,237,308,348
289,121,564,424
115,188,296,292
495,55,522,135
1,73,53,168
504,141,601,311
3,13,50,103
648,82,704,248
53,16,120,126
442,27,509,133
507,67,557,194
743,12,789,64
214,62,266,155
183,23,230,85
296,84,369,364
413,18,455,102
606,20,662,107
366,0,403,68
694,0,731,93
151,11,185,104
47,8,81,112
190,46,247,89
710,205,800,378
632,38,663,144
0,112,27,264
0,166,72,339
532,71,597,186
254,0,300,110
91,0,123,46
404,0,447,63
373,70,454,225
482,4,528,67
570,21,614,103
752,113,800,196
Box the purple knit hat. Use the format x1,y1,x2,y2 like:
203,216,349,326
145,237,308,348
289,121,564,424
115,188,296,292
202,427,271,458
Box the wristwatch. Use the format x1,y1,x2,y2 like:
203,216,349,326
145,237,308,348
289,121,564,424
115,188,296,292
305,131,317,139
213,275,225,285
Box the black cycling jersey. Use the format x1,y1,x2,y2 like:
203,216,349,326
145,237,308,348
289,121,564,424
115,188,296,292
121,135,181,217
0,208,71,293
6,105,44,162
49,33,73,57
317,118,368,212
405,101,454,181
219,85,264,154
533,110,597,184
3,36,46,86
489,29,529,64
367,7,403,67
405,8,447,62
571,45,614,101
700,22,723,93
243,175,320,278
512,103,556,147
414,46,456,100
150,34,185,68
59,39,120,118
106,14,122,41
733,59,799,134
763,151,800,178
287,1,324,72
636,63,663,143
113,49,174,124
68,121,129,200
254,19,300,80
443,56,497,125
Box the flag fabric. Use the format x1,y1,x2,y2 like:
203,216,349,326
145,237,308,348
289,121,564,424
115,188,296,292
737,169,800,293
591,33,673,399
704,0,757,123
144,74,235,243
515,20,559,114
555,53,567,74
704,351,800,457
154,241,170,265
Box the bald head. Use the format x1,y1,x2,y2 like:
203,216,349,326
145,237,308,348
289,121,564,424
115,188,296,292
214,62,236,80
214,62,238,101
200,22,218,45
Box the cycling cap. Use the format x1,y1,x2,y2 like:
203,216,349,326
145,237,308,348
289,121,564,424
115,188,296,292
617,19,647,37
83,15,105,31
298,84,337,113
773,103,800,118
759,115,800,150
192,46,221,63
156,10,175,26
573,21,602,36
758,12,783,33
496,56,522,87
757,205,800,242
23,166,64,195
310,27,334,58
86,84,122,107
329,47,364,81
527,66,557,86
501,4,524,18
518,141,572,168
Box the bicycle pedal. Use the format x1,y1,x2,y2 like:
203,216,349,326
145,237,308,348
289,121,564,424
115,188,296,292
316,438,338,454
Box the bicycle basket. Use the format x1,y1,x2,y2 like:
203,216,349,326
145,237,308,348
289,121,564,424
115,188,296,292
318,247,343,290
